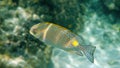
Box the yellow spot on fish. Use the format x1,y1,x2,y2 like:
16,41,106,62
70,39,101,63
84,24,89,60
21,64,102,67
30,22,96,63
72,40,79,47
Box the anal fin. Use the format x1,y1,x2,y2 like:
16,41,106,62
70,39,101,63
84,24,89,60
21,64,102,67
66,48,83,56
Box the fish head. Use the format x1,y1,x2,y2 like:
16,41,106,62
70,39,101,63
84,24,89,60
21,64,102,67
29,23,49,39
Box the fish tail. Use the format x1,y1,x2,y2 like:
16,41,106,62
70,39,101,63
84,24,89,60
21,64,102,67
79,45,96,63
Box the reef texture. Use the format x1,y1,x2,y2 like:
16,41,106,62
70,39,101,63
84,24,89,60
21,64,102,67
0,0,120,68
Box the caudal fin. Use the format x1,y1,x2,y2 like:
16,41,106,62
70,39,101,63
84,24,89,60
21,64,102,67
80,45,96,63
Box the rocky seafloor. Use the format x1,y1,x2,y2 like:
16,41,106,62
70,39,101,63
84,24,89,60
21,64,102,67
0,0,120,68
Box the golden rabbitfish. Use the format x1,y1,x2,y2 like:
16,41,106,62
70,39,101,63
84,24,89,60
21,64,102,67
30,22,96,63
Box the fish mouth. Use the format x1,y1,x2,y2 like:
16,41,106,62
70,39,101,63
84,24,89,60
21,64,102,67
29,29,34,37
29,24,38,35
29,28,33,35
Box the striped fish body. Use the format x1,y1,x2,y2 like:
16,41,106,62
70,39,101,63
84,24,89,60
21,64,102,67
30,22,96,63
30,23,80,49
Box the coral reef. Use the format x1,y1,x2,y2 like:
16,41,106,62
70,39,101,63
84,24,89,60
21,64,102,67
0,0,120,68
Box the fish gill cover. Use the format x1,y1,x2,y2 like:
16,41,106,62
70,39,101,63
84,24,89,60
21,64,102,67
0,0,120,68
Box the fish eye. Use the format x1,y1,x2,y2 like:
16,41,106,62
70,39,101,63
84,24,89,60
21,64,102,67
31,28,38,34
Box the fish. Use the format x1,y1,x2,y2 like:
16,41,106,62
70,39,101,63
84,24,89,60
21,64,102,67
29,22,96,63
